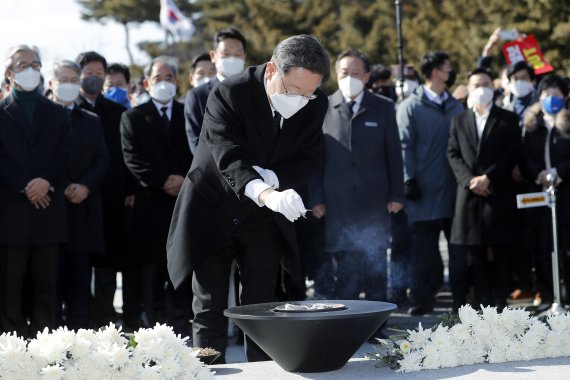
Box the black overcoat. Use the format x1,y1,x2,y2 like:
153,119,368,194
167,64,328,288
64,106,109,254
0,94,71,244
447,106,521,245
78,95,133,265
121,100,192,265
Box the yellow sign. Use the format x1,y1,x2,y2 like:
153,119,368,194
516,192,549,209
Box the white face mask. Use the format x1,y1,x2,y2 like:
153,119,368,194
149,81,176,103
270,92,309,119
216,57,244,78
395,79,419,98
54,83,80,103
194,76,215,87
14,67,41,91
509,80,534,98
468,86,494,107
338,76,364,99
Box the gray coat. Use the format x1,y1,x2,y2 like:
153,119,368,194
396,86,463,224
311,90,404,252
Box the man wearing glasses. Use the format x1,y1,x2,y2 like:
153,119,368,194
0,45,71,336
167,35,330,363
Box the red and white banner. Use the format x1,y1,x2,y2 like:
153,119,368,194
502,34,554,75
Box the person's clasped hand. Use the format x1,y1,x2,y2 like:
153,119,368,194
263,189,306,222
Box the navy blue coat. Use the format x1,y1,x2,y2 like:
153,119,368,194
184,79,218,154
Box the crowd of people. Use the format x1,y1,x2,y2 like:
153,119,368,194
0,26,569,365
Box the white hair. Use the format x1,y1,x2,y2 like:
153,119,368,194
4,44,41,73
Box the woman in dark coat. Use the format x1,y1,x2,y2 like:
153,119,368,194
49,60,109,329
520,75,570,306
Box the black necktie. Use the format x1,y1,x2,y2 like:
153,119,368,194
273,111,282,137
347,101,355,118
160,106,169,127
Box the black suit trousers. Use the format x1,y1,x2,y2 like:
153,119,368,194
0,244,59,337
192,210,283,363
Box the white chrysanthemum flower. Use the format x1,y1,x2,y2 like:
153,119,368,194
40,364,66,379
547,313,570,332
195,365,216,380
457,305,480,325
499,307,530,336
406,322,432,349
138,364,162,380
450,323,471,342
481,306,500,325
160,356,182,378
430,325,449,347
398,340,411,353
422,353,441,370
397,351,424,372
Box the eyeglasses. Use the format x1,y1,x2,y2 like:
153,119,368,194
279,73,317,100
12,61,42,72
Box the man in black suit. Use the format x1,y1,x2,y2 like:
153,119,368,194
75,51,137,329
121,56,193,336
0,45,71,336
184,28,247,153
47,59,110,330
167,35,330,362
447,68,521,311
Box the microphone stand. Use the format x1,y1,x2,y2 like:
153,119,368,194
546,172,566,314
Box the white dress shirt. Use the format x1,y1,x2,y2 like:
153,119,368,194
472,103,492,139
152,98,173,120
342,90,365,115
423,85,449,105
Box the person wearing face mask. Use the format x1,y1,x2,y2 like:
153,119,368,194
503,61,537,124
75,51,138,331
188,53,217,88
366,63,397,102
167,35,329,363
184,28,247,154
309,48,404,305
0,45,72,337
396,51,464,316
48,60,110,330
447,68,521,311
120,56,193,338
103,63,131,109
520,75,570,308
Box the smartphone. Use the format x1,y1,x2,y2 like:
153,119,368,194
499,29,518,41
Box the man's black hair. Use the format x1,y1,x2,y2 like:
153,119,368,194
537,74,569,97
107,63,130,84
507,60,535,81
213,28,247,51
75,51,107,71
420,51,450,80
191,53,212,70
335,48,371,73
468,67,493,82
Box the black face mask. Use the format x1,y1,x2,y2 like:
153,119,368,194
445,70,456,88
81,76,104,96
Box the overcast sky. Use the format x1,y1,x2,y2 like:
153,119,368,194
0,0,166,79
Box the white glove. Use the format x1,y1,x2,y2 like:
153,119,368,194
252,166,279,189
264,189,306,222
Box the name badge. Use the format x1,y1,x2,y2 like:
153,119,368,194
365,121,378,128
